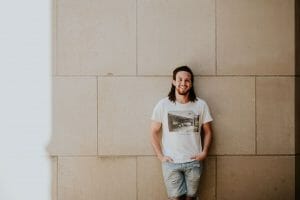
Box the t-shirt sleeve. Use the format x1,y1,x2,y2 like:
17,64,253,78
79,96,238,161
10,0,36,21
151,101,163,123
202,102,213,124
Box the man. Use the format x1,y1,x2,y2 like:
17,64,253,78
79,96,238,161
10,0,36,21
151,66,213,200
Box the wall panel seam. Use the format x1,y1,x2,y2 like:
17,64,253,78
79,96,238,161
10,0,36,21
215,0,217,76
55,0,58,76
53,74,296,78
136,156,138,200
53,0,57,76
255,76,257,155
215,154,295,157
52,154,295,157
97,76,99,155
136,0,138,76
215,156,218,200
57,156,59,200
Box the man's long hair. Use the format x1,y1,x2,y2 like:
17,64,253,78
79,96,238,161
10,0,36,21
168,66,197,103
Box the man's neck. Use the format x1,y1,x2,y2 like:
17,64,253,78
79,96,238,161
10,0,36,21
175,93,190,104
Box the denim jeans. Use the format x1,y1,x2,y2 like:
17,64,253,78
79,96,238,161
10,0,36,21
162,160,203,198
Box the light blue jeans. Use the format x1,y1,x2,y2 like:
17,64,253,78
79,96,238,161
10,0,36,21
162,160,203,198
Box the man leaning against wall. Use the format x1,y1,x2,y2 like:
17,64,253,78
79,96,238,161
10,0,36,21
151,66,213,200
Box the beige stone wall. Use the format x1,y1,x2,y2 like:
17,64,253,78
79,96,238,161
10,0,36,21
49,0,295,199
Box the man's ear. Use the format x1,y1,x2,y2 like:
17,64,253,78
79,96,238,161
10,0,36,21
172,80,176,87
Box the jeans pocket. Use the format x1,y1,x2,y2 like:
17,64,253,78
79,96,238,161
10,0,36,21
191,160,201,168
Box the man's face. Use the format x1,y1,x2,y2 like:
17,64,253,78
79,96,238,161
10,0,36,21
172,71,192,96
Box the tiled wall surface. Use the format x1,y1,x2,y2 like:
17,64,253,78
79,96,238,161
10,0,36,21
50,0,295,199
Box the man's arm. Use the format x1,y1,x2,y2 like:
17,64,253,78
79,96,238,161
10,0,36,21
150,121,173,162
191,122,213,161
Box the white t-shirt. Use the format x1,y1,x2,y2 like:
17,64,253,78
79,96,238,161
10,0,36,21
151,97,213,163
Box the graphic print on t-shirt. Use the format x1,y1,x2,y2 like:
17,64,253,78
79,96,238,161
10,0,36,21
168,110,200,133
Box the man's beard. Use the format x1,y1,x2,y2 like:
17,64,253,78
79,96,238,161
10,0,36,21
176,88,190,96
